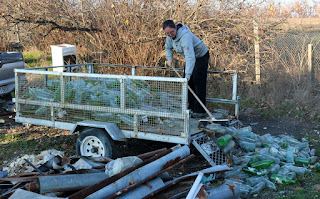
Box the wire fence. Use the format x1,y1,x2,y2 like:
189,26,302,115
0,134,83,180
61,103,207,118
260,31,320,83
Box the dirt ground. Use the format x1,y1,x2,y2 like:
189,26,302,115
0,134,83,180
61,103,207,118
0,107,319,198
240,107,320,138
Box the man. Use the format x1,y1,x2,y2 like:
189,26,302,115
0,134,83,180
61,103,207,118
163,20,209,118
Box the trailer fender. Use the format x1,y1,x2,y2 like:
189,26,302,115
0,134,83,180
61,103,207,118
70,120,126,141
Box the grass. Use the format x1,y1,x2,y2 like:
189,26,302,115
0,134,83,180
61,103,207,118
274,171,320,199
23,48,52,68
0,125,77,165
240,97,309,120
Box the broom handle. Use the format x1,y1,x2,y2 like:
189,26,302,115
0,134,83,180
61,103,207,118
169,65,216,120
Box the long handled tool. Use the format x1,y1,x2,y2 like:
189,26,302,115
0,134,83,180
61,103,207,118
169,64,229,122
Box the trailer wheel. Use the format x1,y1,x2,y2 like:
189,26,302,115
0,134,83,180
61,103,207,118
76,128,116,158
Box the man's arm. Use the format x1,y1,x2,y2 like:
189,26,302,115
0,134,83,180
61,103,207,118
164,37,174,66
182,34,196,80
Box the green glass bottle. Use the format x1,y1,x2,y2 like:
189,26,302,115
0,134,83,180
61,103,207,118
270,174,296,184
218,134,232,147
243,167,267,176
294,157,311,166
243,166,258,175
251,160,274,169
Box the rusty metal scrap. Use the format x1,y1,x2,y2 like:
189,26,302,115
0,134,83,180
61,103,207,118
143,165,232,199
107,154,195,199
85,145,190,199
137,147,167,160
68,147,173,199
0,145,225,199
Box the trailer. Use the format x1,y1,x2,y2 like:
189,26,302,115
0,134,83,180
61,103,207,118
14,63,240,166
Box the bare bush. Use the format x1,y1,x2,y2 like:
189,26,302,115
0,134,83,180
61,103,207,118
0,0,264,70
1,0,319,120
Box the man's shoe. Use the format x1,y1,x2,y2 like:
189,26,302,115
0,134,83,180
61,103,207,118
191,112,207,118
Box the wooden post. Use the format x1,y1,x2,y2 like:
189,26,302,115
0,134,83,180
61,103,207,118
254,19,260,83
308,44,314,84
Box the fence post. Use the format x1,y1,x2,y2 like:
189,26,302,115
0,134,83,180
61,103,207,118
254,19,260,83
308,44,314,84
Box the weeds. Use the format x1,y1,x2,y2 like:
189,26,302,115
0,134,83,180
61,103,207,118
23,48,52,68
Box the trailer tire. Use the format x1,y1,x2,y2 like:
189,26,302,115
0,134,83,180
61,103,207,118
76,128,116,158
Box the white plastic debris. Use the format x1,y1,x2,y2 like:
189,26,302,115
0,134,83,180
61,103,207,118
72,158,93,170
3,149,64,176
105,156,142,177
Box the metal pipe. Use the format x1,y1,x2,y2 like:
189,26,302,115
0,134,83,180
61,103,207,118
235,96,240,118
88,64,94,73
131,66,135,76
207,184,240,199
39,173,109,194
26,63,237,75
85,145,190,199
232,73,237,101
117,177,164,199
107,154,195,199
67,148,173,199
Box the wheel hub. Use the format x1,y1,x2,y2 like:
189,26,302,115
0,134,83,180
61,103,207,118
80,136,105,157
91,146,99,153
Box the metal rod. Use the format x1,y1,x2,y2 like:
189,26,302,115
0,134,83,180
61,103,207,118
0,176,38,182
137,148,167,160
67,148,173,199
2,181,23,197
143,166,231,199
0,145,27,171
25,63,237,75
24,159,45,176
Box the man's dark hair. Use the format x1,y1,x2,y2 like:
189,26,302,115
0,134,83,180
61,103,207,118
163,20,175,30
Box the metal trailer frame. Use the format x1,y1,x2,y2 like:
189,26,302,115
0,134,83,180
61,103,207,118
15,64,191,145
14,63,240,165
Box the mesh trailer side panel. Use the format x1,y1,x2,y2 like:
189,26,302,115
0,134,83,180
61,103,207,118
15,69,188,138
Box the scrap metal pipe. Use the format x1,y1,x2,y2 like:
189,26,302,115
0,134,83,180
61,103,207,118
39,173,109,194
85,145,190,199
67,147,173,199
207,184,240,199
117,177,165,199
108,154,195,199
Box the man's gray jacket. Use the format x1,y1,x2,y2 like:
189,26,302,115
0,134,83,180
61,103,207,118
164,24,208,79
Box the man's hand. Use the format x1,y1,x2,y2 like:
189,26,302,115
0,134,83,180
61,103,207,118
166,60,173,67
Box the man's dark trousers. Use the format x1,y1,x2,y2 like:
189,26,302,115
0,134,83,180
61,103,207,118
187,51,209,114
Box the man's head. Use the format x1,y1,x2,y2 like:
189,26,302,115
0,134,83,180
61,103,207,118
163,20,177,39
